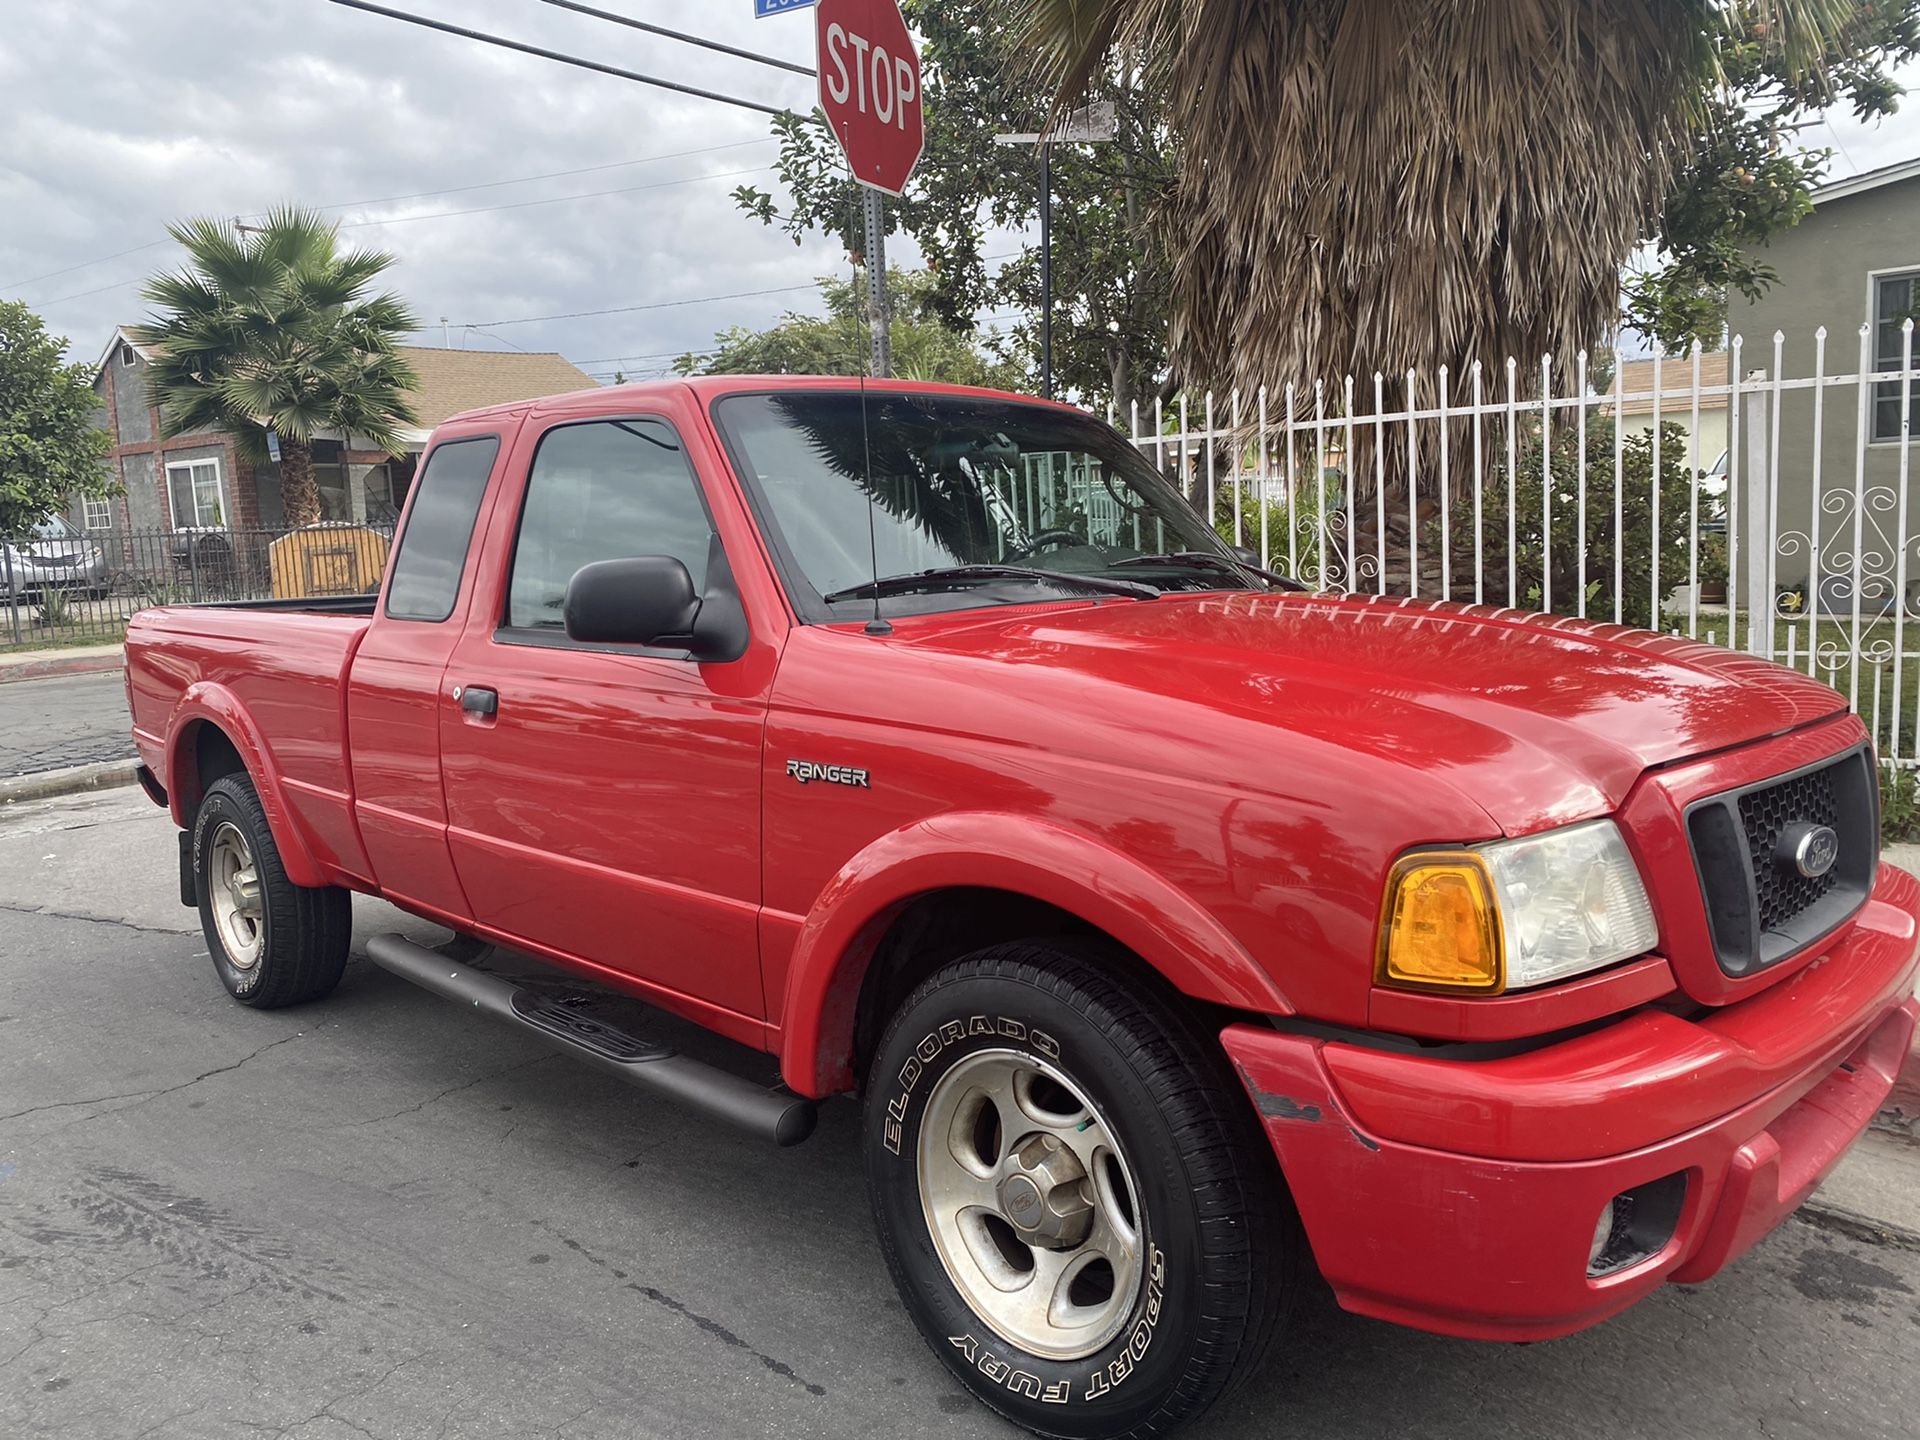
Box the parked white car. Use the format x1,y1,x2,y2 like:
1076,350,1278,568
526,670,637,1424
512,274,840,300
2,515,110,600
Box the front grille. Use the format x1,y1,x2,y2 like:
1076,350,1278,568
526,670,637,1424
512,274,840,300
1740,766,1842,933
1687,747,1876,978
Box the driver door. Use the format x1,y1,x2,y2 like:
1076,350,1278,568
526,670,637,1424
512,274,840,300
437,404,773,1036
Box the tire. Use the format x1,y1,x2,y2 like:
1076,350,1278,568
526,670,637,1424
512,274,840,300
192,773,350,1008
864,942,1296,1439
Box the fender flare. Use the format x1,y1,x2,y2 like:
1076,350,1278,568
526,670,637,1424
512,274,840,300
164,681,329,889
777,812,1294,1097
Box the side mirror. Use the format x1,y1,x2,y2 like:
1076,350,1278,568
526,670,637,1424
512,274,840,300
1229,544,1261,568
564,556,699,648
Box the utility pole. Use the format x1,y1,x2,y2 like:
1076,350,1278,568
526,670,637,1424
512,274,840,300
864,188,892,378
1039,143,1052,398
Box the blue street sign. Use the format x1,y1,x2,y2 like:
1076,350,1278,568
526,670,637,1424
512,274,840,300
754,0,815,14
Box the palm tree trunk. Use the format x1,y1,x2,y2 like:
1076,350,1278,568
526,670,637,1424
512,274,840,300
279,438,321,529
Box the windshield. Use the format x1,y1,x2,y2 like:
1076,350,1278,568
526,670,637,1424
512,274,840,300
31,516,75,541
712,390,1261,620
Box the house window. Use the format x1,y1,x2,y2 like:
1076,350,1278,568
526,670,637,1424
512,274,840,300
81,496,114,531
1872,271,1920,441
166,459,226,529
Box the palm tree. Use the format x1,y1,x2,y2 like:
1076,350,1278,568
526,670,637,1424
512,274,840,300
131,210,420,529
1012,1,1850,399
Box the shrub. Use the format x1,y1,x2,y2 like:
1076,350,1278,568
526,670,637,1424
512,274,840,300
1881,761,1920,844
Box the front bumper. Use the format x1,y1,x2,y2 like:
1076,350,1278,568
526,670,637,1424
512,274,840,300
1224,863,1920,1342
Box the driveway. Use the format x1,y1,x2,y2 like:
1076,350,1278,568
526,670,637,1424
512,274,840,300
2,788,1917,1440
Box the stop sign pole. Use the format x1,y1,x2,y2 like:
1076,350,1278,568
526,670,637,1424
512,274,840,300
816,0,924,378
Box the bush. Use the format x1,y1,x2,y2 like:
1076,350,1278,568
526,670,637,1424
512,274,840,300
1471,420,1707,631
34,587,74,627
1881,762,1920,844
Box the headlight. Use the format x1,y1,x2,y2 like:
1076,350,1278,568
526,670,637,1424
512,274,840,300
1377,820,1657,994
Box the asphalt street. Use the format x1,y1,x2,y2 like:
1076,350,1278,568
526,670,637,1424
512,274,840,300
3,787,1919,1440
0,671,135,778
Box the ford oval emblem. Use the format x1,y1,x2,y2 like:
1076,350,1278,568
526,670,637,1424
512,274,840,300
1782,823,1840,880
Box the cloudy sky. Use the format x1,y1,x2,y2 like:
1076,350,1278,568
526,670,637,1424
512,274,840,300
0,0,876,382
3,0,1918,385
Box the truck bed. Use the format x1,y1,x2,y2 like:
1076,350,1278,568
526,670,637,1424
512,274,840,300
126,602,375,883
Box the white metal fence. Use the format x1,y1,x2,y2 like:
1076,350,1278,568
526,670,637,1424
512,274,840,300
1109,322,1920,765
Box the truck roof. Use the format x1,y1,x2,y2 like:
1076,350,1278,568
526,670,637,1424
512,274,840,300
435,374,1087,431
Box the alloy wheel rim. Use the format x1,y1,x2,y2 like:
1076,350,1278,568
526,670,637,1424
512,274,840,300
917,1049,1145,1361
207,822,264,970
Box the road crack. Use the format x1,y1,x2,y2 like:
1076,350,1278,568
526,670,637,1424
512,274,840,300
0,1032,305,1127
342,1055,553,1128
0,899,195,940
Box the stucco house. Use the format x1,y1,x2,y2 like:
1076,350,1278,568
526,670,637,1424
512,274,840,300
1726,156,1920,605
77,333,594,536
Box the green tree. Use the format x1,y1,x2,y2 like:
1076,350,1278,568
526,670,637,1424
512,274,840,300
735,0,1174,414
0,301,112,540
675,271,1028,389
1626,1,1920,347
130,210,420,529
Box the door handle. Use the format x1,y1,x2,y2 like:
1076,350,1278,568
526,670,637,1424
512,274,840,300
457,685,498,717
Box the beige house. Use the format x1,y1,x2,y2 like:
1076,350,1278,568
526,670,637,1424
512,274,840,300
81,338,594,534
1614,349,1731,480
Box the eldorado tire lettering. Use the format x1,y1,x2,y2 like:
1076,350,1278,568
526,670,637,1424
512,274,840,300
881,1015,1061,1155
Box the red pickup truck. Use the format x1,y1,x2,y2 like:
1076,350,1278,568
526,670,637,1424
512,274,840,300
126,377,1919,1438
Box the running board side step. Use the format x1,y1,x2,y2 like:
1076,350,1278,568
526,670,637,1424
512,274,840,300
366,933,816,1147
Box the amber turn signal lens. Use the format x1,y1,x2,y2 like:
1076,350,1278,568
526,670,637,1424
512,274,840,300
1377,853,1505,993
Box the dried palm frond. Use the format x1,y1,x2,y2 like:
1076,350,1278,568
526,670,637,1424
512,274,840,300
1013,1,1852,399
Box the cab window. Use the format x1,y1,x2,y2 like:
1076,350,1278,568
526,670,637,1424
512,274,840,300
504,418,713,633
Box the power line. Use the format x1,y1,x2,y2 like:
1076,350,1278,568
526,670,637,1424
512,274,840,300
462,282,826,329
4,240,173,293
31,167,776,308
572,347,717,365
338,164,774,228
523,250,1027,339
533,0,814,77
306,138,772,214
324,0,795,117
38,274,155,308
462,325,528,352
8,139,772,296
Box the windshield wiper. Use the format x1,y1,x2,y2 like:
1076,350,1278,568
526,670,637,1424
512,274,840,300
1111,551,1306,590
823,564,1158,604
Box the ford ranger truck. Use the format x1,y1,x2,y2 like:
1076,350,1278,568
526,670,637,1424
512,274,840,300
124,377,1920,1440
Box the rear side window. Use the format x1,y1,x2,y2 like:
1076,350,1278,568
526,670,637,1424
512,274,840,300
505,418,712,632
384,436,500,622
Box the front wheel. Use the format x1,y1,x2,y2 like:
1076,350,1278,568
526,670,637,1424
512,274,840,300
192,773,350,1008
864,943,1295,1439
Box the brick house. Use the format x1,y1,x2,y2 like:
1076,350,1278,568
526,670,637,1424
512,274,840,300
77,331,594,535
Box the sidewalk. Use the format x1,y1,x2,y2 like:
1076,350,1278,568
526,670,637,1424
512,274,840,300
0,639,124,684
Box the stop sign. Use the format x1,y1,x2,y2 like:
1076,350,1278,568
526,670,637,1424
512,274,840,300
816,0,924,196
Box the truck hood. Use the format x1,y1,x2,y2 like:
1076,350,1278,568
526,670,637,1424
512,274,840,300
896,591,1847,835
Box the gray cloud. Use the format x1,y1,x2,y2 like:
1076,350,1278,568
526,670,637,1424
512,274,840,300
1,0,868,377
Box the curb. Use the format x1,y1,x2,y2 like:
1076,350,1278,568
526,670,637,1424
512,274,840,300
0,759,140,805
1797,1196,1920,1254
0,651,124,685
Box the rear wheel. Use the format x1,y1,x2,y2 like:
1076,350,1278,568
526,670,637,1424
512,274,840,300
864,942,1296,1439
192,774,350,1008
